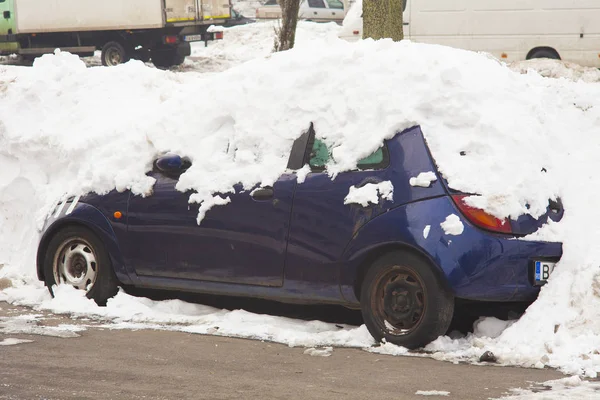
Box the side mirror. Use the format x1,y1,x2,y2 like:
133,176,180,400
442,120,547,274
155,155,184,174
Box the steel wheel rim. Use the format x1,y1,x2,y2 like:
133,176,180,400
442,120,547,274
371,265,426,336
105,48,122,66
53,238,98,292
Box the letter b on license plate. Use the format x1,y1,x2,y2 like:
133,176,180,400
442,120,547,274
534,261,556,285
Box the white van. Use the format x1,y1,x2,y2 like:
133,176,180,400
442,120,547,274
256,0,346,22
339,0,600,67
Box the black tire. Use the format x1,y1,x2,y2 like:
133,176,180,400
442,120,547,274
360,251,454,349
151,48,186,68
527,48,560,60
43,226,119,306
101,41,130,66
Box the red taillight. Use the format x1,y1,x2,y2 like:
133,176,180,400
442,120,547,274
215,31,224,40
353,30,360,35
452,194,512,234
164,35,178,44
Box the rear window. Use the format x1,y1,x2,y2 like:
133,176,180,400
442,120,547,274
265,0,278,5
326,0,344,9
308,138,389,171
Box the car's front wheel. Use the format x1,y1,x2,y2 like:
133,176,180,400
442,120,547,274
360,251,454,349
43,226,119,306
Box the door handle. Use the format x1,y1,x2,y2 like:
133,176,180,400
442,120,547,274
251,187,274,200
356,177,382,188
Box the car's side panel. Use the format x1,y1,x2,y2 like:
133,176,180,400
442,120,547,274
340,196,562,305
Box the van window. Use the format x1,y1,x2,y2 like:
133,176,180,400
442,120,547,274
326,0,344,9
308,0,326,8
265,0,278,5
308,139,389,171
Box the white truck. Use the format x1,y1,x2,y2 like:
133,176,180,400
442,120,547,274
339,0,600,68
0,0,231,67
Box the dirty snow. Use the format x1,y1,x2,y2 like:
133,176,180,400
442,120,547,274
415,391,450,397
303,346,334,357
0,338,33,346
344,181,394,207
496,376,600,399
0,20,600,379
440,214,464,236
410,171,437,188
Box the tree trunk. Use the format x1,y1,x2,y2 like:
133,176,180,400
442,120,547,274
274,0,301,52
363,0,404,41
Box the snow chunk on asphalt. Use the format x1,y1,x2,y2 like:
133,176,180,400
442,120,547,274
410,171,437,187
440,214,464,235
344,181,394,207
0,338,33,346
303,346,333,357
415,390,450,397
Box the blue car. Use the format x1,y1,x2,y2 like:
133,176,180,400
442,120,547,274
36,125,563,349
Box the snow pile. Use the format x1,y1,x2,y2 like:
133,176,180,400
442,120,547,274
0,338,33,346
0,285,375,348
510,59,600,84
189,21,341,72
1,34,600,376
440,214,464,236
409,171,437,187
344,181,394,206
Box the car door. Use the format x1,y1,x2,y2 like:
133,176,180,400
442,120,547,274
126,156,296,287
303,0,328,20
284,126,396,284
324,0,345,22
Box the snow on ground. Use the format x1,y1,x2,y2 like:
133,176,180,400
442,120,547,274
187,21,341,72
415,390,450,397
344,181,394,206
1,20,600,380
0,338,33,346
495,377,600,399
509,59,600,84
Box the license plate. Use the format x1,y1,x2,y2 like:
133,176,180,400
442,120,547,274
184,34,203,42
534,260,556,285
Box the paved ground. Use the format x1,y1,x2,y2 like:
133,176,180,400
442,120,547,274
0,302,564,400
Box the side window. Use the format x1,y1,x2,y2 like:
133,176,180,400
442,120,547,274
265,0,278,5
308,0,326,8
403,0,408,12
326,0,344,9
308,138,389,171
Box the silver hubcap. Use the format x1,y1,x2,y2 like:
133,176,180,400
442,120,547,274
105,48,122,66
53,239,98,292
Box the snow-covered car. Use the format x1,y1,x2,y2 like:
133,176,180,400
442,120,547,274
256,0,346,23
37,124,563,349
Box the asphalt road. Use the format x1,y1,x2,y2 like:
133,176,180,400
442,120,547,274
0,302,563,400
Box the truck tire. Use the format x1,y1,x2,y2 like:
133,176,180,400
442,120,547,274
101,41,130,66
527,48,560,60
151,49,186,68
360,251,454,349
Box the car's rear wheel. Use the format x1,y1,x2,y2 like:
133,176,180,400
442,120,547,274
43,226,119,306
360,251,454,349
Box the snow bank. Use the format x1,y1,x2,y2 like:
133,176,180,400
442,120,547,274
1,31,600,377
497,376,600,399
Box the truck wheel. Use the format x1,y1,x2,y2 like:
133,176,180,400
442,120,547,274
527,48,560,60
43,225,119,306
151,48,186,68
101,41,130,66
360,251,454,349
